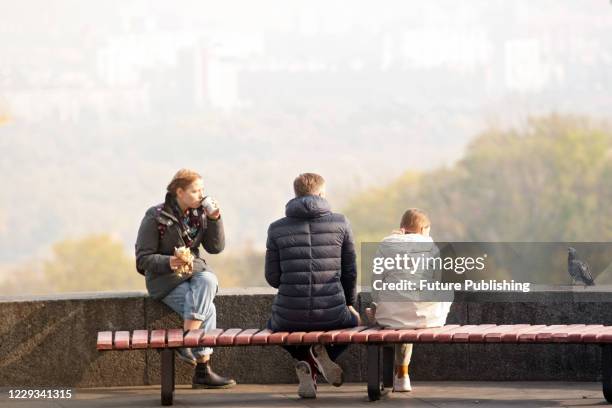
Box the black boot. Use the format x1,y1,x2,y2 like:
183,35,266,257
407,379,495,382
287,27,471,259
192,361,236,389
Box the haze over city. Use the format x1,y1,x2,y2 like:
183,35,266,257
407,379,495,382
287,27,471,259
1,0,611,291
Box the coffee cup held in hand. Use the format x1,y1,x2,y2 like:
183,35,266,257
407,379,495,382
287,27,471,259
201,196,219,215
174,246,194,276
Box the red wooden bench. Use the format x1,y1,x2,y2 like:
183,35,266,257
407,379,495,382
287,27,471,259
97,324,612,405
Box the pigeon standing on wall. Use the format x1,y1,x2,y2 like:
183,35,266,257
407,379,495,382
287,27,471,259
568,247,595,286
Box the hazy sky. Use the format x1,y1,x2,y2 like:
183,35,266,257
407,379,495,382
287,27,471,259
1,0,611,267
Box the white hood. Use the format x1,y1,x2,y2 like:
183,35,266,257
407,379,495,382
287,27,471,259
382,232,433,243
373,233,452,329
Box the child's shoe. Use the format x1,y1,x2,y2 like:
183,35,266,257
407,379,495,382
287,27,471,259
393,373,412,392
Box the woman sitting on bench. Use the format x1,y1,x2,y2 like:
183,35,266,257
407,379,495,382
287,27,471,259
135,168,235,389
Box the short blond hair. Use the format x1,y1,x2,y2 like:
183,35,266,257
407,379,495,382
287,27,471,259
400,208,431,233
166,168,202,196
293,173,325,197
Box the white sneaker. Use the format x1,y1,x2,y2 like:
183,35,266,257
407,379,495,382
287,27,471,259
295,361,317,398
393,374,412,392
310,344,344,387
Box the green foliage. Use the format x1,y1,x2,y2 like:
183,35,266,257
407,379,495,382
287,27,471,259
3,114,612,295
211,243,267,288
42,234,144,292
345,114,612,243
0,235,266,295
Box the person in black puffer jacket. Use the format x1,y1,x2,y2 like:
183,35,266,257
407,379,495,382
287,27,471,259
265,173,361,399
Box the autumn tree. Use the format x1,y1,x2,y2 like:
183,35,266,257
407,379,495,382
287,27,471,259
43,234,144,292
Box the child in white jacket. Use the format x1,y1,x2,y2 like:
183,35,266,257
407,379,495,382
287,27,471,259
367,208,452,392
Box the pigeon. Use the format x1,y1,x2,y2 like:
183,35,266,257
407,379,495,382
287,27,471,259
568,247,595,286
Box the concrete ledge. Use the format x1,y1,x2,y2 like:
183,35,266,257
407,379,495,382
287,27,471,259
1,289,611,387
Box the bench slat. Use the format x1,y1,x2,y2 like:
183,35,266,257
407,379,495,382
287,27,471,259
365,326,464,343
302,331,326,343
132,330,149,349
368,329,398,343
234,329,261,345
114,331,130,349
519,325,567,342
331,326,368,343
457,324,497,342
268,332,290,345
251,329,273,345
555,325,603,342
579,326,612,343
399,324,467,342
319,329,348,344
388,329,419,342
285,332,307,345
500,325,546,342
582,326,612,343
167,329,184,347
97,331,113,350
421,325,462,342
184,329,205,347
596,327,612,343
483,324,531,342
380,329,406,342
217,328,243,346
201,329,225,346
469,325,515,342
535,324,584,342
434,325,479,342
353,327,383,343
150,330,167,348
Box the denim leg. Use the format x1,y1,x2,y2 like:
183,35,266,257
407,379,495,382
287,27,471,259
161,281,190,317
161,271,218,358
185,271,218,358
184,271,218,321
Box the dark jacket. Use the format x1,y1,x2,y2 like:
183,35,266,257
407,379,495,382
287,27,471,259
135,194,225,300
265,195,357,332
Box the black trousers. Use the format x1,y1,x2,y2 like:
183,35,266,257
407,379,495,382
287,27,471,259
283,344,348,361
266,315,358,363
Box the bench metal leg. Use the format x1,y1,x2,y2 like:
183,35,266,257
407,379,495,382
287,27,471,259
367,345,382,401
382,345,394,389
161,349,175,406
367,345,390,401
603,344,612,403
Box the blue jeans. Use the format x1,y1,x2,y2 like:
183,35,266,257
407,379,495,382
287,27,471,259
161,271,218,358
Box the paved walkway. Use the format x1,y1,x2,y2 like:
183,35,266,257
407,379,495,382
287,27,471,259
0,382,607,407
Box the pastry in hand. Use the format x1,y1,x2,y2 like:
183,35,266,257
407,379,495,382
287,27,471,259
174,246,194,276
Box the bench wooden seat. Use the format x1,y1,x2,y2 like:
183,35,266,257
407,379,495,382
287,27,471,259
97,324,612,405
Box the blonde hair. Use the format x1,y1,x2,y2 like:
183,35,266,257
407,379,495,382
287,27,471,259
293,173,325,197
400,208,431,233
166,168,202,196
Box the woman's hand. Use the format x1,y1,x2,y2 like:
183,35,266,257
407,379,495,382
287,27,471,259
169,256,189,271
206,208,220,220
348,305,362,325
203,197,221,220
